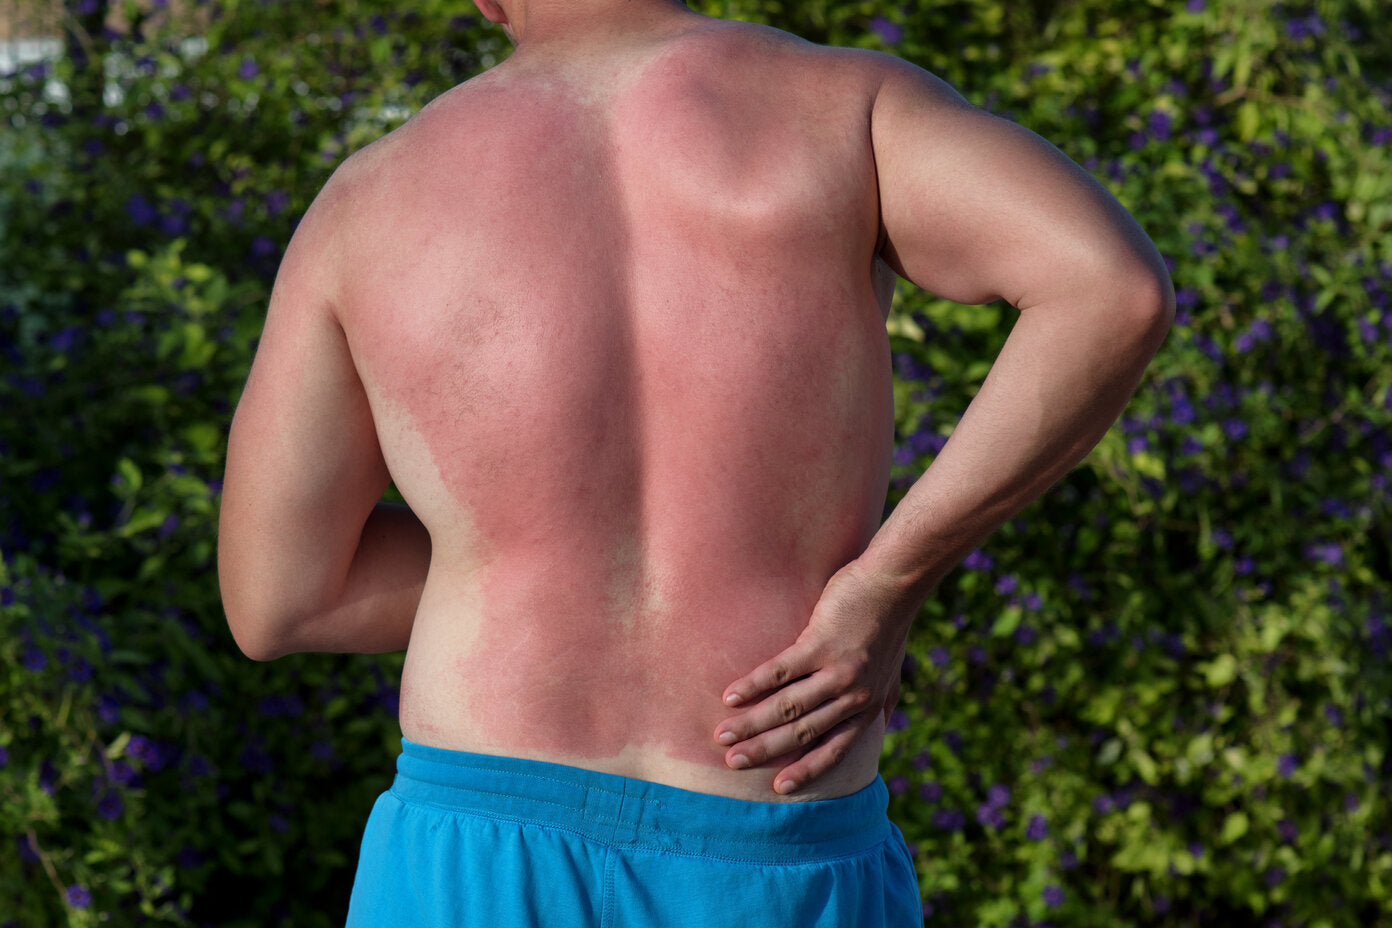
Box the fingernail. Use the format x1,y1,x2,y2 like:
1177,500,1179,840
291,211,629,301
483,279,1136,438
724,693,742,706
730,754,751,770
776,779,798,795
717,731,737,746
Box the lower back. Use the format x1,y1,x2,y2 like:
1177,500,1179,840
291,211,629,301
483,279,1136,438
342,20,896,799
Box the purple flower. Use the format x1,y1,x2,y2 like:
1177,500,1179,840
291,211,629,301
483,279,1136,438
176,846,205,869
987,783,1011,807
1312,200,1339,222
1148,110,1173,141
920,781,942,802
929,645,950,668
0,746,8,766
22,646,46,672
265,190,291,217
1278,753,1298,778
977,803,1005,829
962,549,994,571
1278,819,1299,843
869,16,904,45
1222,418,1248,441
887,710,909,732
1186,0,1205,10
1043,885,1065,907
126,194,158,227
67,885,92,908
1026,814,1049,840
1306,542,1344,567
932,808,965,831
995,574,1018,596
238,56,260,80
160,213,189,237
97,792,124,820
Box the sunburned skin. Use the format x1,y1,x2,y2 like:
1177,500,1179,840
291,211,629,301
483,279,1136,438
335,16,899,801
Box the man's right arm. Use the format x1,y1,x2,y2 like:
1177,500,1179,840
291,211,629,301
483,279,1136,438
714,58,1174,793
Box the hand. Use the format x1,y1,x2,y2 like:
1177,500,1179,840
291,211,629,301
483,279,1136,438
714,559,920,795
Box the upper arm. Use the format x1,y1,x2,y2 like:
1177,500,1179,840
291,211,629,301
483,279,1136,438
218,169,390,654
870,60,1171,312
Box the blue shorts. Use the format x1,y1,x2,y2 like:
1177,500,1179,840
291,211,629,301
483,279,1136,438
346,739,922,927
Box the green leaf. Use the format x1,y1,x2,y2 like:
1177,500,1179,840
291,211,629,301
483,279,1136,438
1220,811,1249,845
991,606,1022,637
1203,653,1238,688
105,732,132,759
116,458,143,495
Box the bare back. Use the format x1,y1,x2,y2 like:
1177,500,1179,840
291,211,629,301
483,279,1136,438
332,16,896,800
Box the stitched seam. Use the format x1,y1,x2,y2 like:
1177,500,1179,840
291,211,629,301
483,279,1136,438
389,787,891,863
393,781,579,813
601,847,616,928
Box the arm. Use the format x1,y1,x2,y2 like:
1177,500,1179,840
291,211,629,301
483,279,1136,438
218,173,431,661
715,60,1174,793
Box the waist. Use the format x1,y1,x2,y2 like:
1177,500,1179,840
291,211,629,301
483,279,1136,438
388,738,894,862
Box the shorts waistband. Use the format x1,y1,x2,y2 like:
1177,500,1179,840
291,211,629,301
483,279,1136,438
390,738,892,863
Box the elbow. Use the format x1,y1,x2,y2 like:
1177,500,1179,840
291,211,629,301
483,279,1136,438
219,558,298,662
218,522,309,661
1112,261,1176,357
224,600,292,662
1137,267,1177,344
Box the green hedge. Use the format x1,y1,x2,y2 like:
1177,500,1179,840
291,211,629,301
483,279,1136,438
2,1,1389,925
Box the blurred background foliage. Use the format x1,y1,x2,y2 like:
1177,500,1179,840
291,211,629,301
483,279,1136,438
1,0,1389,925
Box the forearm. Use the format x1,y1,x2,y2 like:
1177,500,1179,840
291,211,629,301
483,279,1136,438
861,286,1173,600
225,502,431,660
279,502,430,656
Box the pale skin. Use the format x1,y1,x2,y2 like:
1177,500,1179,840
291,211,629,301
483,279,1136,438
218,0,1173,801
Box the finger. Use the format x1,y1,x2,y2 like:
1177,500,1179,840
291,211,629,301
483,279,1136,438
722,687,872,770
771,713,874,795
715,664,856,746
721,639,820,707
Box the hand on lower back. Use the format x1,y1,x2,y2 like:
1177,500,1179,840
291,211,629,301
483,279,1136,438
713,559,919,795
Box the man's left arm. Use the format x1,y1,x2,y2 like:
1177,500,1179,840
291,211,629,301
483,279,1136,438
218,174,430,661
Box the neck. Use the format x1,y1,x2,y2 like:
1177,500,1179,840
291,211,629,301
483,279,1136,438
494,0,695,47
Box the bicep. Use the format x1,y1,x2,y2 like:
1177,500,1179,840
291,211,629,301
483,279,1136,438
871,63,1167,310
219,203,389,631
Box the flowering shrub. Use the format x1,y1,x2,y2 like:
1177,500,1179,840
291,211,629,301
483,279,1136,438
862,1,1392,926
1,0,1389,926
1,2,496,925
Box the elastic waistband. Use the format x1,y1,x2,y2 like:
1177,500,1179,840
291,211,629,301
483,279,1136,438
390,739,892,863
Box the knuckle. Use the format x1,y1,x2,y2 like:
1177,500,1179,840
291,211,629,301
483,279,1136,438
778,695,802,722
794,721,818,747
827,740,849,766
770,664,791,686
845,686,874,710
828,664,858,690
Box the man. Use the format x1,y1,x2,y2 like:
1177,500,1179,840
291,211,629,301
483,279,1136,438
218,0,1173,924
